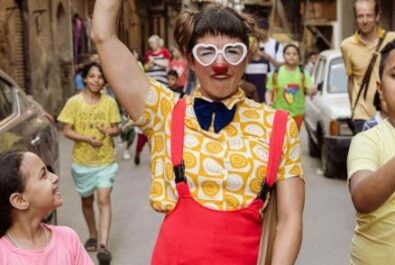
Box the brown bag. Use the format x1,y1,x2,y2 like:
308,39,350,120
257,188,277,265
256,110,288,265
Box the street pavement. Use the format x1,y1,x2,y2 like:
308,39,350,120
58,126,355,265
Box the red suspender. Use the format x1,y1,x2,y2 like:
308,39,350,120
266,110,288,188
171,99,186,167
171,99,187,183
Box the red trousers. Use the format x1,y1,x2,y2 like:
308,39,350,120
135,133,147,154
293,115,304,131
151,182,263,265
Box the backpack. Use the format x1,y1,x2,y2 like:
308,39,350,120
274,41,280,56
272,65,306,102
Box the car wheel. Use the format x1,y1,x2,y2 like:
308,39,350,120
307,132,320,157
321,143,338,178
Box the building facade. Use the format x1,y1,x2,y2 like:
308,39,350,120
0,0,74,116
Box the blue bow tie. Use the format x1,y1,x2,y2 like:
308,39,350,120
193,98,237,133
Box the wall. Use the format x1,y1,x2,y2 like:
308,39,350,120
26,0,74,115
0,0,74,115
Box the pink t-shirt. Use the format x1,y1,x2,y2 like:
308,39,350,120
0,225,93,265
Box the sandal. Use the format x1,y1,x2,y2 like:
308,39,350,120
84,238,98,252
97,245,112,265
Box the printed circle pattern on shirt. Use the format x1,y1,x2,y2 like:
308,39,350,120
58,93,121,166
135,80,303,212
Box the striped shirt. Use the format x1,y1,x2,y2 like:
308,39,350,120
145,48,171,85
245,58,270,103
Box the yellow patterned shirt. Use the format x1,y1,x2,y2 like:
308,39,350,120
58,93,121,166
136,80,303,212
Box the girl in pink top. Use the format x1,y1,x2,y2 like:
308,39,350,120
0,151,93,265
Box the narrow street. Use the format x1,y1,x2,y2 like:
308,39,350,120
58,126,355,265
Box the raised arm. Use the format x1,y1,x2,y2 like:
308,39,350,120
350,160,395,214
91,0,149,121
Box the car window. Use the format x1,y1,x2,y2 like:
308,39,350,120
327,57,347,93
0,78,14,121
17,91,29,113
313,58,323,85
314,58,327,86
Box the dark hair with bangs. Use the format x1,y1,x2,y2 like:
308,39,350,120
283,44,301,59
174,3,251,56
0,151,25,237
379,39,395,80
81,62,106,86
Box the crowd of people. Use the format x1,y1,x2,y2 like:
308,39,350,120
0,0,394,264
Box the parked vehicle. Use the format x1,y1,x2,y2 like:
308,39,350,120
0,69,59,223
304,50,353,178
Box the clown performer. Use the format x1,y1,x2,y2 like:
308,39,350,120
91,2,305,264
265,44,317,130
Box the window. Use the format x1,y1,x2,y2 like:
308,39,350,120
313,58,325,86
0,79,14,121
327,57,347,93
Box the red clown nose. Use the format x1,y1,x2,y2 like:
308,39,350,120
212,63,229,75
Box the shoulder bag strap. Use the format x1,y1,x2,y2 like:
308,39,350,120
272,69,279,102
352,32,387,116
171,98,187,183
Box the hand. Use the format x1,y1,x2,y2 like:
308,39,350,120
97,125,110,137
148,57,155,65
308,87,318,98
259,50,270,60
87,136,103,147
145,61,154,69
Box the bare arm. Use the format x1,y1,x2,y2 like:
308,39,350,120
63,124,102,147
306,86,318,96
265,90,273,106
350,158,395,214
261,51,283,69
271,177,304,265
97,123,121,137
91,0,149,121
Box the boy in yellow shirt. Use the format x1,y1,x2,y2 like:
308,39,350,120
347,39,395,264
58,62,121,265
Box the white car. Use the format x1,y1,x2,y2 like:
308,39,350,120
304,50,353,178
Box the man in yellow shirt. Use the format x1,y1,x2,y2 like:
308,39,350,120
340,0,395,134
347,39,395,265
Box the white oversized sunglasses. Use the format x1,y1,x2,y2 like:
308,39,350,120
192,42,248,66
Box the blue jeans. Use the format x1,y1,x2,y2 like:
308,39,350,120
352,119,366,135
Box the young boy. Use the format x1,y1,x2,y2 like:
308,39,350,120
167,70,184,97
347,39,395,264
58,62,121,265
